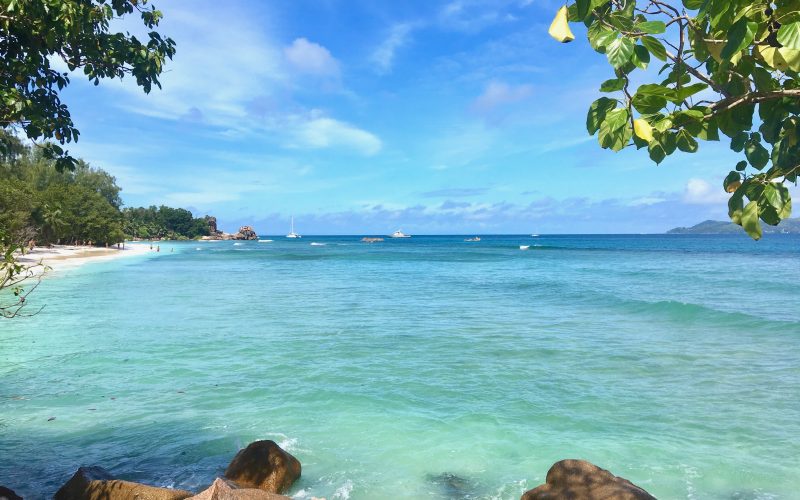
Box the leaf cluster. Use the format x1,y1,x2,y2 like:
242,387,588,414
552,0,800,239
0,0,175,171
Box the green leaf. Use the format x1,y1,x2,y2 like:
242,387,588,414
676,129,699,152
600,78,625,92
632,44,650,69
636,21,666,34
606,37,635,68
742,200,762,240
761,183,792,219
587,97,617,135
598,108,631,151
777,21,800,50
728,189,745,225
674,83,709,101
640,36,667,61
632,91,666,114
735,160,747,171
745,140,770,170
722,19,757,60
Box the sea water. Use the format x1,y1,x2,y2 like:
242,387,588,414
1,235,799,499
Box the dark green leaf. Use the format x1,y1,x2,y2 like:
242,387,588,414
742,200,762,240
587,97,617,135
722,19,757,60
600,78,625,92
640,36,667,61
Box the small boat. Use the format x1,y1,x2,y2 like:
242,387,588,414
519,245,530,250
390,230,411,238
258,239,273,243
361,237,384,243
286,216,301,239
531,234,539,237
464,237,481,242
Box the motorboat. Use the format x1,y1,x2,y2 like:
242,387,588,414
390,230,411,238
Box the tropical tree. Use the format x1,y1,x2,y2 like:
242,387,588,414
0,0,175,171
549,0,800,239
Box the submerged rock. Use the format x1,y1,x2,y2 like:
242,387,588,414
188,478,290,499
54,466,192,500
521,459,655,500
427,472,477,499
0,485,22,500
224,440,301,494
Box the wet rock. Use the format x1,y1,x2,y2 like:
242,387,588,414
54,466,193,500
188,478,290,499
521,459,655,500
0,485,22,500
223,440,301,494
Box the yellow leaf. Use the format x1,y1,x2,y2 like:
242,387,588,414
548,6,574,43
633,119,654,143
755,46,800,72
707,39,742,65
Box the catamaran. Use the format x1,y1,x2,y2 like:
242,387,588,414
286,216,301,238
390,230,411,238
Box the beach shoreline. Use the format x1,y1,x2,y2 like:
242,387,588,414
15,243,152,273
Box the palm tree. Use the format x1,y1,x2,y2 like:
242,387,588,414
41,204,65,245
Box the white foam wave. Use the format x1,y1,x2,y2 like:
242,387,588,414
258,239,273,243
310,242,326,246
332,480,353,499
233,242,244,246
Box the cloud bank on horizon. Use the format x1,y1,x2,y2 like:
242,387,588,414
58,0,778,234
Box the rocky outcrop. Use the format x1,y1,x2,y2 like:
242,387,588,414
234,226,258,240
223,441,301,494
205,216,221,236
54,466,193,500
188,478,290,500
521,460,655,500
0,486,22,500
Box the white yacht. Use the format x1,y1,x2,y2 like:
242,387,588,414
390,230,411,238
286,216,301,238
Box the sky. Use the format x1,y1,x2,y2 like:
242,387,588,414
55,0,787,234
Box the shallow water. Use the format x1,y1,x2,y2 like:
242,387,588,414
1,235,799,499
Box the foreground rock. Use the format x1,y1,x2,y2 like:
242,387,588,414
521,459,655,500
0,486,22,500
188,478,290,499
224,440,301,494
54,466,192,500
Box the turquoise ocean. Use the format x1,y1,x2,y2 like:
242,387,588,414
1,234,799,499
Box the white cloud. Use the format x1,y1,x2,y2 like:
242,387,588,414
683,178,727,205
371,23,414,74
471,80,533,114
284,38,340,76
294,116,382,156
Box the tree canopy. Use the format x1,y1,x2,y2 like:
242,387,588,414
0,0,175,170
549,0,800,239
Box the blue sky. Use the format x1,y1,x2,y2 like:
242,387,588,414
56,0,780,234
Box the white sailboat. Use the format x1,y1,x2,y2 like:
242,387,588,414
286,216,301,238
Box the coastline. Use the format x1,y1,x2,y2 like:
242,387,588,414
15,243,152,273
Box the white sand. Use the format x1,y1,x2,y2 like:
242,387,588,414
16,244,152,273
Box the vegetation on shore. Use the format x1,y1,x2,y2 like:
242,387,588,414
1,135,209,246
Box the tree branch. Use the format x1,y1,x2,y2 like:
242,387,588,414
708,89,800,115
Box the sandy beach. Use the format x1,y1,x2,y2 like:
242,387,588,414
15,243,152,273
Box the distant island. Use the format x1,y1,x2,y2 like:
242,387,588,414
668,218,800,234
